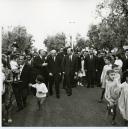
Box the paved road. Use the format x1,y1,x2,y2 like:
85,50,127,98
10,86,124,127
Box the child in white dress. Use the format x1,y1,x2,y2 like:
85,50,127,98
98,56,112,102
78,56,86,86
29,75,48,110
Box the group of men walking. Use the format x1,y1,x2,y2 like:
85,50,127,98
5,47,105,112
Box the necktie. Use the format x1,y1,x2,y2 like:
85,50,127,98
70,55,72,62
54,56,56,62
90,55,93,60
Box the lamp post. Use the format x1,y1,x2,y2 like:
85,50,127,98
68,21,76,49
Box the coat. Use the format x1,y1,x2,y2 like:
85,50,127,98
20,64,31,88
47,55,62,74
62,54,78,75
33,56,48,79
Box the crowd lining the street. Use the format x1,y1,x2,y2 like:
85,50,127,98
2,46,128,126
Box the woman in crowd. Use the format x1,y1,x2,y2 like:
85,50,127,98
2,57,14,125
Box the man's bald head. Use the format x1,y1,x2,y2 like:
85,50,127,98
51,49,57,57
39,49,46,57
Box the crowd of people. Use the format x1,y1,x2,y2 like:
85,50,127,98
2,46,128,126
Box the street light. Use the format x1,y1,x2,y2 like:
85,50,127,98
68,21,76,49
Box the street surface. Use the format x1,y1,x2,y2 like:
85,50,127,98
10,86,123,127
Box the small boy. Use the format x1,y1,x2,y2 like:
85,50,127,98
29,75,48,110
105,70,119,125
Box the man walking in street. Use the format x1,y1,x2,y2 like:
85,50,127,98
62,48,78,96
47,50,62,98
85,48,97,88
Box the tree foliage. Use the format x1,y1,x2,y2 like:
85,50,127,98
75,38,89,51
44,33,66,51
2,26,33,53
87,0,128,50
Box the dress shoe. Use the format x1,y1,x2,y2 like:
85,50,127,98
98,99,103,103
16,107,23,112
67,93,72,96
56,95,60,99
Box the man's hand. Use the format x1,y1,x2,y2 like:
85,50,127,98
75,72,77,75
109,102,114,107
13,69,20,74
29,83,32,87
42,63,48,66
49,73,53,76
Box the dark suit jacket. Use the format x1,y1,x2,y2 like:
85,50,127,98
77,55,82,71
62,54,78,75
57,52,65,72
33,55,48,77
84,55,97,72
20,64,31,88
47,55,62,74
96,56,105,72
122,56,128,72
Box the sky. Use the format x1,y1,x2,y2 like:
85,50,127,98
0,0,102,50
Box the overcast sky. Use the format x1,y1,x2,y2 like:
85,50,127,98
0,0,102,49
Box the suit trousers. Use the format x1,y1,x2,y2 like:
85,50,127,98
65,72,74,95
13,82,28,109
48,73,61,96
87,71,96,87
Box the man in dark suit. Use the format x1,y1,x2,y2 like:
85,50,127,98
13,55,31,111
33,49,48,86
62,48,78,96
47,50,62,98
96,51,105,87
122,49,128,82
85,48,97,88
57,48,65,84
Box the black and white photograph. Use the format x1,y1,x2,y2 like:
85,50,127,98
1,0,128,127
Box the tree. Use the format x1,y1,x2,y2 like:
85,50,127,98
75,37,89,51
95,0,128,50
44,33,66,51
2,26,34,53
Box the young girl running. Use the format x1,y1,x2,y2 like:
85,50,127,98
29,75,48,110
